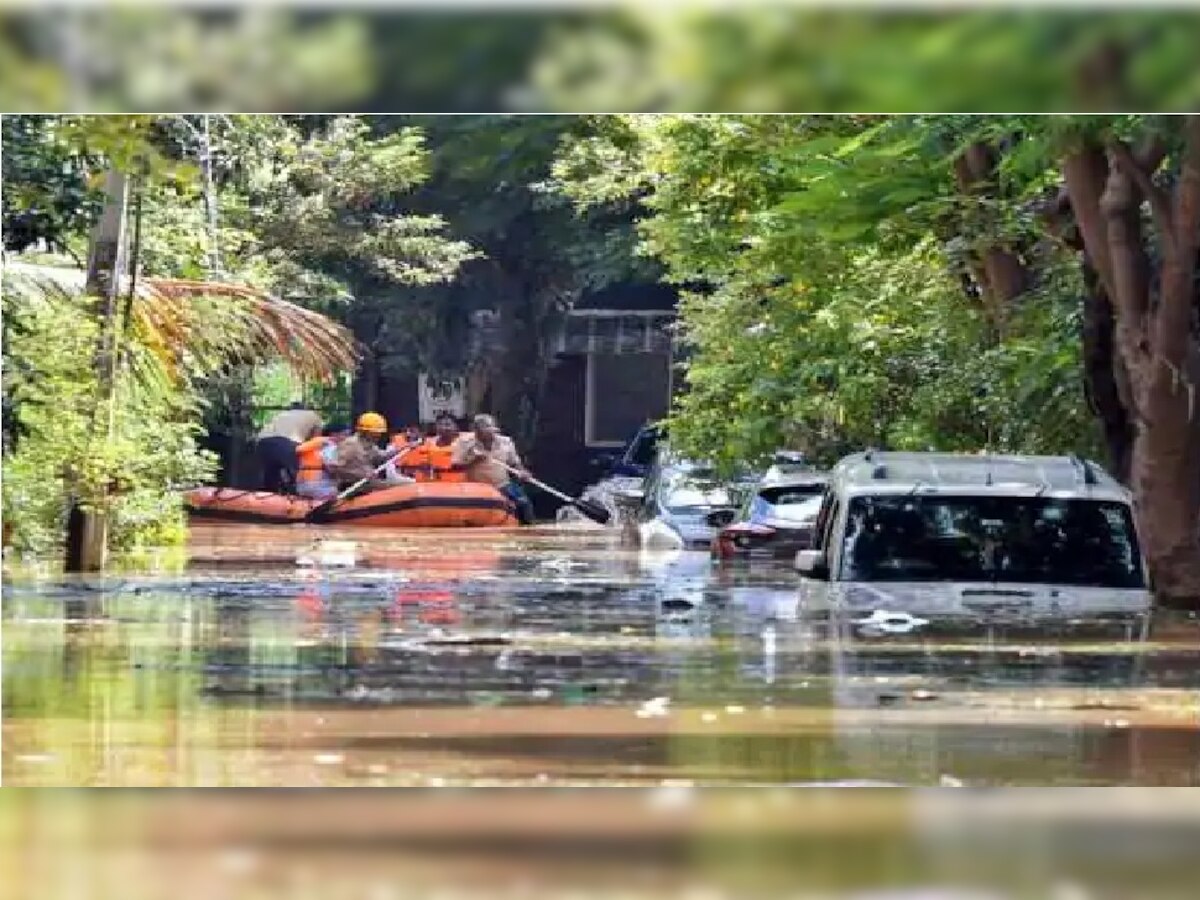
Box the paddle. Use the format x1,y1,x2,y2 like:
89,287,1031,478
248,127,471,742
306,443,418,523
498,461,611,525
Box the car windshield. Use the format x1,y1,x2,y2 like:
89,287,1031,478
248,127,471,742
750,485,826,523
663,469,731,512
626,429,659,467
840,494,1145,588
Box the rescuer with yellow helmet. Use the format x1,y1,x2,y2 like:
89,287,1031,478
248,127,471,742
327,411,396,492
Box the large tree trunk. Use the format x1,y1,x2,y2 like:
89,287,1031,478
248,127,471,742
1063,121,1200,608
65,168,128,573
1079,265,1135,482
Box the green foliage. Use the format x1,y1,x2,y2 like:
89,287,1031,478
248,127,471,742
1,279,217,555
528,11,1200,113
246,117,477,290
553,115,1101,476
1,117,103,258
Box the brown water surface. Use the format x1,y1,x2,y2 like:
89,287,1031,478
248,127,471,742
4,522,1199,787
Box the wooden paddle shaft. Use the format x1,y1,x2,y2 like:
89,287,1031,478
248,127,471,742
498,462,571,502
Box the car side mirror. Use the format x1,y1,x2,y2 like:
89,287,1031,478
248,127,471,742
705,509,736,529
795,549,829,579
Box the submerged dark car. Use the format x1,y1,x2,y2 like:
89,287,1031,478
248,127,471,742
710,472,828,562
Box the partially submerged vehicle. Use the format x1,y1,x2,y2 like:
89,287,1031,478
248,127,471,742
794,452,1152,625
588,422,662,481
709,468,828,562
615,448,755,550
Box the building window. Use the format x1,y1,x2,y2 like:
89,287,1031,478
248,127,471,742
586,352,672,447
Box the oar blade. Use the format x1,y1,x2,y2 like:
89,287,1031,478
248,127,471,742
572,497,611,525
306,499,337,523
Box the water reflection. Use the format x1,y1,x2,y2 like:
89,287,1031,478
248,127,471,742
4,525,1199,786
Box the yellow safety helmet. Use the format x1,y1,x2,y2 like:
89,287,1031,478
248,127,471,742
356,412,387,434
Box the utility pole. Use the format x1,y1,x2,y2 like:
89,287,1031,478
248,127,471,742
64,168,128,573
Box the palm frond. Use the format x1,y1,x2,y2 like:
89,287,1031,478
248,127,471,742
3,263,362,383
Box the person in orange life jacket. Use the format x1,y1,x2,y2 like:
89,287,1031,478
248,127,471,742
327,412,399,492
387,425,427,481
407,414,467,483
294,423,348,500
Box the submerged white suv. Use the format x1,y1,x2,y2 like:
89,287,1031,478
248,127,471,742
794,452,1152,624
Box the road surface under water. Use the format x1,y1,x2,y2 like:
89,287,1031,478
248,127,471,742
4,522,1199,787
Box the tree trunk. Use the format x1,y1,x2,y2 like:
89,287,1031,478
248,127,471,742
65,168,128,574
1079,264,1135,482
1063,122,1200,608
199,115,222,278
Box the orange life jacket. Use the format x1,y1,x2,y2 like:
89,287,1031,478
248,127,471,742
296,436,332,485
409,437,466,483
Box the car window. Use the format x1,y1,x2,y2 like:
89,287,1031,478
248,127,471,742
839,494,1144,588
664,476,731,511
626,428,658,467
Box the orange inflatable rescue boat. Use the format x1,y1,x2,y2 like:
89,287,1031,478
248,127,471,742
184,482,517,528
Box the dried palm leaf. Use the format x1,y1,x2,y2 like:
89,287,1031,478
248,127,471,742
3,264,361,384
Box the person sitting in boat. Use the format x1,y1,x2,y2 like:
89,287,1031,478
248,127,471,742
327,412,402,493
256,401,322,494
294,423,348,500
407,413,467,483
451,414,535,525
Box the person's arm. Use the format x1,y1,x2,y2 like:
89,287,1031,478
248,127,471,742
450,436,479,468
503,440,531,480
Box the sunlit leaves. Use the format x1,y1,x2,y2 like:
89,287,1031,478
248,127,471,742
551,114,1102,475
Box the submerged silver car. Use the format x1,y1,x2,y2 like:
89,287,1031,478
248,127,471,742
616,450,754,550
795,451,1152,625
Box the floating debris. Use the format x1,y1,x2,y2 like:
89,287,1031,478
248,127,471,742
296,540,357,568
636,696,672,718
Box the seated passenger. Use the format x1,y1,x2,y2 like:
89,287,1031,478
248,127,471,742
408,414,467,483
327,412,395,492
295,423,348,500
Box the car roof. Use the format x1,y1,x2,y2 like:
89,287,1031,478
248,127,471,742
759,472,829,489
827,451,1130,503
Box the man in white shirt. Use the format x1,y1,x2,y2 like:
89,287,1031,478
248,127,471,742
257,402,322,494
451,414,535,524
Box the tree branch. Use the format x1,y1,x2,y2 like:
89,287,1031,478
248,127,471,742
1062,143,1118,302
1108,136,1175,257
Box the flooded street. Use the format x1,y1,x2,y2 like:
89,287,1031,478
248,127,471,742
4,523,1199,787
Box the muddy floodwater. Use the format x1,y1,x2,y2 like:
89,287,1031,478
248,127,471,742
4,523,1199,787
